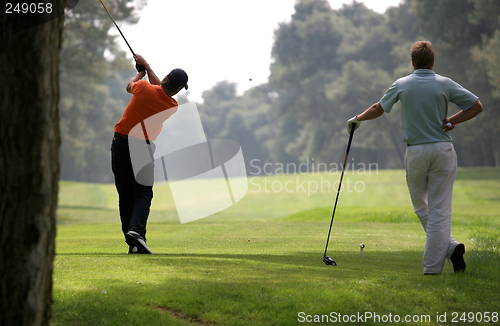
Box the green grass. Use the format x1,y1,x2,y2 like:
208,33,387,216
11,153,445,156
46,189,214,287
52,167,500,325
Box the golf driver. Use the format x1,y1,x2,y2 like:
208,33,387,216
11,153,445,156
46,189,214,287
98,0,145,72
323,124,356,266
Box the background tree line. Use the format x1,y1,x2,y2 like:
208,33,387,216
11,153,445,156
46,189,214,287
59,0,144,182
60,0,500,183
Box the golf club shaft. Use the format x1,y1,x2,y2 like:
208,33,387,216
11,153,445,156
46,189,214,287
323,126,356,257
98,0,136,56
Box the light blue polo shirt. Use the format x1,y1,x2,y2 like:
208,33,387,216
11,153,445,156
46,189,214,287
379,69,478,145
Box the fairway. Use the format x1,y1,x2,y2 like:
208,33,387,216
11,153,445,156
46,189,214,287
52,168,500,326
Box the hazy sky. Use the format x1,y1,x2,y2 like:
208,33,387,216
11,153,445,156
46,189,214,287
117,0,402,102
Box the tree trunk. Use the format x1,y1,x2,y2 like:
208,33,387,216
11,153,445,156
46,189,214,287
0,7,64,326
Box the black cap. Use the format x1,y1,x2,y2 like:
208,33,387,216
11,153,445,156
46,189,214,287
168,68,188,90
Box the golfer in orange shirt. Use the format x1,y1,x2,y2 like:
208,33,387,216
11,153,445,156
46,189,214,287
111,55,188,254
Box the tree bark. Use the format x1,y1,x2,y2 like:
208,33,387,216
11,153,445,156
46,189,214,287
0,6,64,326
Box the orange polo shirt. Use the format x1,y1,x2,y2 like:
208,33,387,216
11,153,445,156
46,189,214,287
114,80,178,140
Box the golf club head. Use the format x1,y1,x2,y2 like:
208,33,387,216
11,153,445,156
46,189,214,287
323,255,337,266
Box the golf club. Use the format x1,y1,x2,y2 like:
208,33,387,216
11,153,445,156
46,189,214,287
323,124,356,266
98,0,145,71
99,0,135,55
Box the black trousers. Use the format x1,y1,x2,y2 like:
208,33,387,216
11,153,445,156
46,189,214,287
111,135,154,239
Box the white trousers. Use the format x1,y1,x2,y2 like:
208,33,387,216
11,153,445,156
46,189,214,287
405,142,460,274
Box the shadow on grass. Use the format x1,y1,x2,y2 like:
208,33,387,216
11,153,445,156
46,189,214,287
58,205,116,211
56,250,419,273
52,248,500,326
55,248,500,283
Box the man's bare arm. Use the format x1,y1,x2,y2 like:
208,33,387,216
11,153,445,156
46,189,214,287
134,55,161,85
448,100,483,125
356,102,385,121
126,71,146,93
346,102,385,133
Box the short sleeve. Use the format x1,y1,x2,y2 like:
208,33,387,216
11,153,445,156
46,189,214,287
130,79,149,94
379,81,400,113
448,79,478,111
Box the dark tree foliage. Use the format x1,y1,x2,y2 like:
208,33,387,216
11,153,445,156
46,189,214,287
219,0,498,169
63,0,499,182
413,0,500,166
59,0,146,182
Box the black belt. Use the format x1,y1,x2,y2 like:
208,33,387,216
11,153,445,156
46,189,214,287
114,132,153,144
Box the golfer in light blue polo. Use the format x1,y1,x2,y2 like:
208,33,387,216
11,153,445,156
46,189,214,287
347,41,483,275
